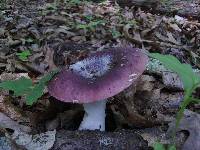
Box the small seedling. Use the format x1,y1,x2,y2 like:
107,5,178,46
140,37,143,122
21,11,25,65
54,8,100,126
149,53,200,149
16,50,32,61
0,70,59,105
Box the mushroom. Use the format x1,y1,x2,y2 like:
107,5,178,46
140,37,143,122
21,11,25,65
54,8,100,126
48,47,148,131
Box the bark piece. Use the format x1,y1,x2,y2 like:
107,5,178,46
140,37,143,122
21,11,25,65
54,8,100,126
53,130,149,150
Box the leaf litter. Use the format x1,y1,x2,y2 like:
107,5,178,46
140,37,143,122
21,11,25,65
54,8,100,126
0,0,200,149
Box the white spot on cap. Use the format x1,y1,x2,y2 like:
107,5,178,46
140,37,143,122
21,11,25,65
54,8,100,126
70,54,112,80
128,73,138,82
128,79,134,82
129,73,137,77
73,100,79,103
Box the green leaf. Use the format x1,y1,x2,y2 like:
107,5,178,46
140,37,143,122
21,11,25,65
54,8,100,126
16,50,31,61
45,3,57,10
168,145,176,150
194,74,200,87
39,69,59,84
190,97,200,103
111,29,121,38
0,77,32,96
149,53,200,142
70,0,81,4
26,83,45,105
76,24,88,29
153,142,165,150
127,19,138,26
26,70,59,105
84,15,93,21
0,70,59,105
153,142,176,150
149,53,200,90
88,20,106,27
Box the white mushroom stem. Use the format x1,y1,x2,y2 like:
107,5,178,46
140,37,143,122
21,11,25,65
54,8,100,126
79,100,106,131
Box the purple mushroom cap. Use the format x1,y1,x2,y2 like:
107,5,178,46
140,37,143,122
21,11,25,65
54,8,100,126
48,47,148,103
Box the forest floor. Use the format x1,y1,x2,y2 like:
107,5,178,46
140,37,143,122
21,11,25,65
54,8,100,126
0,0,200,150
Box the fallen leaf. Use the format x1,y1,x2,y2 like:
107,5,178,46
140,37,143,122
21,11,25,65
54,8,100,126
167,110,200,150
12,130,56,150
43,46,57,71
0,95,22,121
0,73,29,81
0,112,30,133
0,136,15,150
162,72,184,90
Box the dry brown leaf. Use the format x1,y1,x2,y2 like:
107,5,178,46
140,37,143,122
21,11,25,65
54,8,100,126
162,72,184,90
43,46,57,71
12,130,56,150
167,110,200,150
0,112,30,133
0,96,22,121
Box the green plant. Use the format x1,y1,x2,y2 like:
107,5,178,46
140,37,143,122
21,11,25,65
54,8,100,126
16,50,32,61
153,142,176,150
126,19,138,27
0,0,6,9
38,1,59,15
69,0,82,4
0,70,59,105
149,53,200,146
76,19,106,32
111,28,122,38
